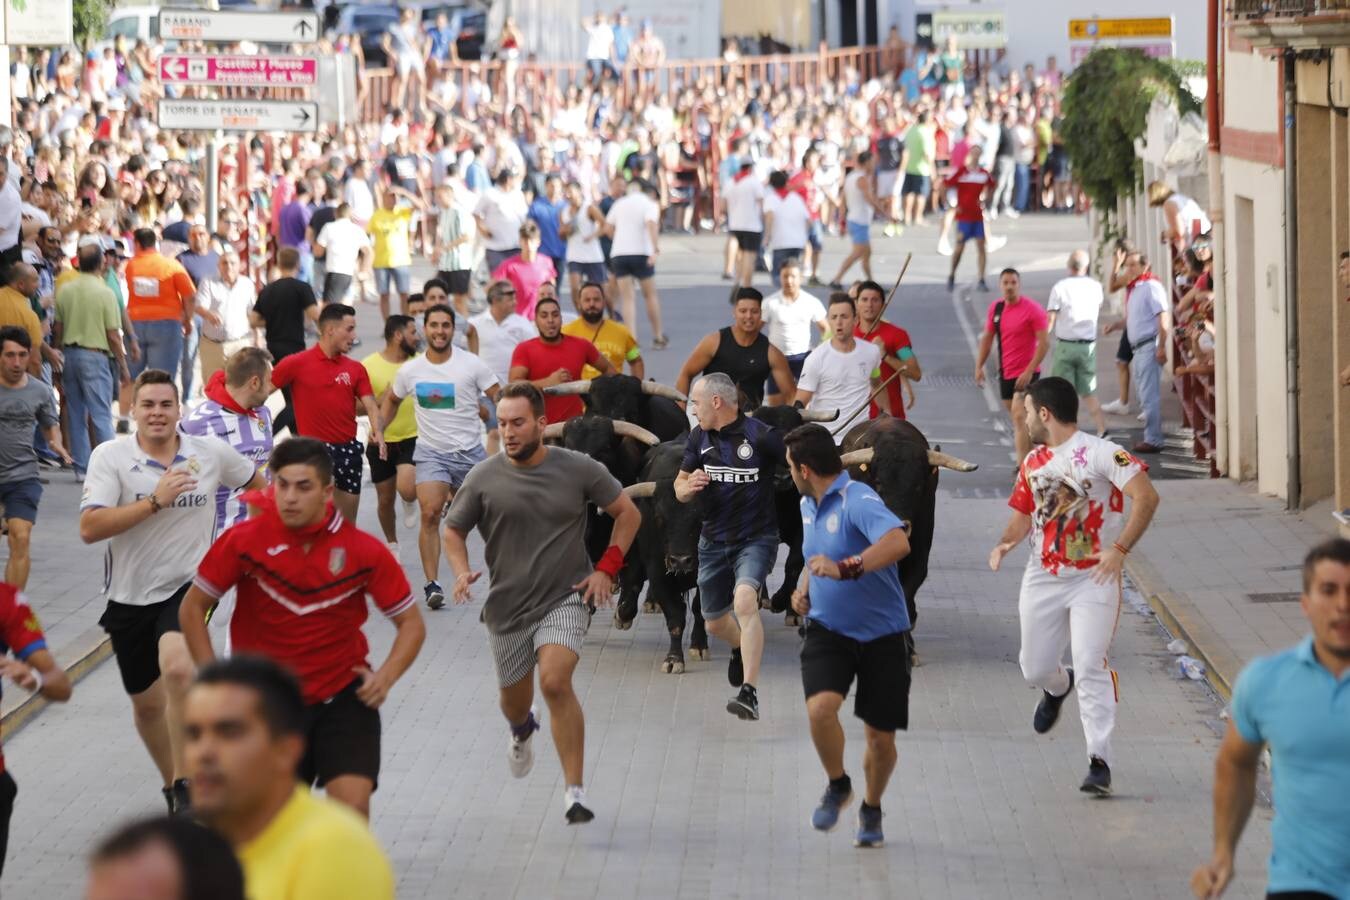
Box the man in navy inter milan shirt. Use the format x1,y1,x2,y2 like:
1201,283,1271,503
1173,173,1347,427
674,371,787,723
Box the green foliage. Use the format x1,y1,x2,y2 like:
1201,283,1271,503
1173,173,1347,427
1169,59,1208,80
1060,48,1203,223
73,0,109,47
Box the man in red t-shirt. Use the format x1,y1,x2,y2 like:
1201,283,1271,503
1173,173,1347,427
180,437,424,820
508,297,615,423
270,304,384,522
974,268,1050,461
0,583,71,874
947,150,994,292
788,149,825,285
854,280,922,419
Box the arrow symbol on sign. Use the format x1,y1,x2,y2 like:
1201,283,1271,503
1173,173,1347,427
294,107,312,125
295,19,312,37
166,59,187,80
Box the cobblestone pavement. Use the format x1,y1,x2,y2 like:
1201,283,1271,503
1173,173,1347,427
1,215,1272,898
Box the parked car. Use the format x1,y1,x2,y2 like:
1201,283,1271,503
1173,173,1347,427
332,1,485,66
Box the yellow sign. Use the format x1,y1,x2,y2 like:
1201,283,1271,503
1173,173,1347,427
1069,17,1173,40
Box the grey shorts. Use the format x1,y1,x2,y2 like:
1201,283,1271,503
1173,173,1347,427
487,593,590,688
413,443,486,487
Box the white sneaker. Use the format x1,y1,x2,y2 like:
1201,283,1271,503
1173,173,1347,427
1137,411,1147,422
937,235,954,256
402,499,418,530
1100,400,1129,414
988,210,999,221
1005,209,1020,219
387,542,400,555
507,708,539,778
987,234,1009,253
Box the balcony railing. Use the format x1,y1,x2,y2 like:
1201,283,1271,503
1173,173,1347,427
1232,0,1350,19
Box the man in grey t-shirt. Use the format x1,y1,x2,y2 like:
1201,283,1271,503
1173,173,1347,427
444,382,641,825
0,326,71,590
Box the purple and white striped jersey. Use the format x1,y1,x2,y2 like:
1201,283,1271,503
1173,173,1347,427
179,399,274,533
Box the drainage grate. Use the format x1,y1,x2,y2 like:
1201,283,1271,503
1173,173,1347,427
923,374,980,388
1246,592,1301,604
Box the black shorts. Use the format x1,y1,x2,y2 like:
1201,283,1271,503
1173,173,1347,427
800,621,911,732
299,679,381,789
437,269,472,295
325,438,364,495
732,230,763,252
322,272,352,304
0,770,14,879
999,372,1040,401
366,436,416,484
1116,329,1133,364
99,583,189,695
611,254,655,281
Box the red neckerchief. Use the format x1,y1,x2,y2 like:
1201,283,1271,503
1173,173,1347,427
241,486,339,541
733,168,754,183
204,370,259,419
774,187,791,199
1127,271,1159,291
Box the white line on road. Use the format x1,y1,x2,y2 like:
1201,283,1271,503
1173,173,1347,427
948,284,1019,464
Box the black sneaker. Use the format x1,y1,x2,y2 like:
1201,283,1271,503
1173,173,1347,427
726,684,759,721
424,580,445,611
565,802,595,824
163,778,191,816
1033,668,1074,734
727,647,744,687
946,275,955,291
1080,756,1112,797
977,279,991,292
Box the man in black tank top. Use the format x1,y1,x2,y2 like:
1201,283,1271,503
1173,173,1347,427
676,287,797,411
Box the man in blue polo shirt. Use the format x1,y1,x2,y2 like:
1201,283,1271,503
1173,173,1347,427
785,423,912,850
1191,538,1350,899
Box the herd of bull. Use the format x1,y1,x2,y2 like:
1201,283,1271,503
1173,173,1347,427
539,374,979,674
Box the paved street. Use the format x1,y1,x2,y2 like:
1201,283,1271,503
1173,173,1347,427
1,214,1272,898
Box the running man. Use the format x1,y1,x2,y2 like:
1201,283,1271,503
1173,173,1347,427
854,280,921,420
793,293,889,441
974,268,1050,462
80,369,264,815
828,152,887,289
785,423,911,848
676,287,798,412
384,304,500,610
675,372,788,721
444,382,642,824
180,437,426,819
361,315,421,552
946,145,994,292
509,297,615,423
989,377,1159,796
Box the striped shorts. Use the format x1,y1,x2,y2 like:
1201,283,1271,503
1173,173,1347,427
487,593,591,688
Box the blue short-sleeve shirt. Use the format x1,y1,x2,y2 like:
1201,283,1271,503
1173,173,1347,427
800,472,909,642
1230,635,1350,898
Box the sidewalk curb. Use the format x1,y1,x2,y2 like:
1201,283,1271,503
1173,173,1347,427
0,629,112,741
1126,553,1237,702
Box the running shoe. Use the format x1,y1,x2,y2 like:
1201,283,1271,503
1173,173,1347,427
937,235,954,256
1033,668,1074,734
726,684,759,721
1005,209,1020,219
402,499,418,529
854,803,885,848
508,708,540,778
728,647,744,687
882,223,897,237
1080,756,1112,797
808,275,823,287
387,542,400,556
163,778,191,817
977,280,991,292
1100,399,1131,415
424,581,445,610
946,275,955,291
565,785,595,824
987,235,1009,253
1136,411,1147,422
651,334,669,350
811,778,854,831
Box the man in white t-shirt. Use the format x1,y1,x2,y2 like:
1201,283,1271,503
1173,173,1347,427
764,170,812,289
383,304,500,610
1046,249,1107,437
79,369,263,816
761,258,828,406
314,202,372,305
794,294,886,443
724,159,765,289
474,169,529,273
343,159,376,228
603,180,666,347
469,280,534,454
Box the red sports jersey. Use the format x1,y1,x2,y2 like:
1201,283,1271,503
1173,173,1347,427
787,169,822,220
194,498,414,704
0,584,48,775
270,345,374,444
952,166,993,223
510,336,601,423
856,321,914,420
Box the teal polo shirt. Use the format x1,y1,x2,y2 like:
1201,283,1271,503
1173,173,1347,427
800,471,909,642
1230,635,1350,897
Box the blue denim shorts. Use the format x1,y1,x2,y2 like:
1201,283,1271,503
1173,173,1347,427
697,534,778,620
374,267,411,295
414,443,487,487
847,221,871,245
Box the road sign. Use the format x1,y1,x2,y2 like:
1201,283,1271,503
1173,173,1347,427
159,55,318,87
157,99,319,133
1069,17,1173,41
3,0,74,46
158,8,319,44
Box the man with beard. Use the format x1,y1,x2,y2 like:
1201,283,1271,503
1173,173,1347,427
382,305,499,611
361,315,421,553
561,281,643,380
444,382,641,824
509,296,615,423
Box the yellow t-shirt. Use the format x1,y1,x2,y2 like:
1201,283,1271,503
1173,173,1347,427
362,351,418,442
562,317,640,380
367,207,413,270
238,786,394,900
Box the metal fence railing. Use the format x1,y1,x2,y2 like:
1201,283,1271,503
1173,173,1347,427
1231,0,1350,18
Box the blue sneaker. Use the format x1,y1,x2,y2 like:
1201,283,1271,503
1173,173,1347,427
424,581,445,611
854,803,884,848
811,779,853,832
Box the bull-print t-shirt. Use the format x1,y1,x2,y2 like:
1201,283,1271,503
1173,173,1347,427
1008,431,1145,576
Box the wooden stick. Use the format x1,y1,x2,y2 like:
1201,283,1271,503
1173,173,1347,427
831,368,904,437
860,252,913,339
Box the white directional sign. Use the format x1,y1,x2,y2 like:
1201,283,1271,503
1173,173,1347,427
158,8,320,44
3,0,75,46
157,99,319,133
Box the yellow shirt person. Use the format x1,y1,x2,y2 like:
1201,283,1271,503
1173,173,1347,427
562,316,642,380
238,786,394,900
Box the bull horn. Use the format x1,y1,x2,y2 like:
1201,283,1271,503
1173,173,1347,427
542,422,567,441
798,407,840,422
639,380,688,403
840,448,874,468
612,421,660,446
623,481,657,498
928,449,979,472
543,380,592,396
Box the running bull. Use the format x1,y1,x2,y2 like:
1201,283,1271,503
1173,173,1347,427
544,374,689,442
